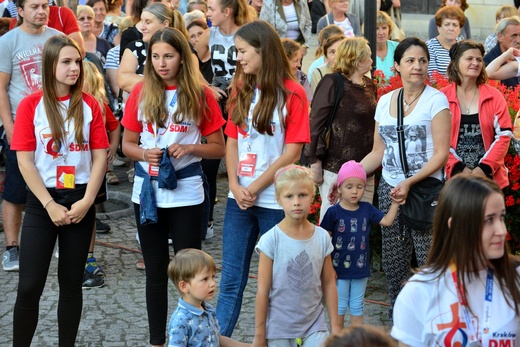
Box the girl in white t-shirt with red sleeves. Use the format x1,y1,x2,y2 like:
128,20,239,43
10,35,109,346
121,27,225,347
216,20,311,337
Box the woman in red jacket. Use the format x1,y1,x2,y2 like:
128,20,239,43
440,40,512,189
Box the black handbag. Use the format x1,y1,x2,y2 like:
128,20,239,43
315,73,344,161
396,89,443,231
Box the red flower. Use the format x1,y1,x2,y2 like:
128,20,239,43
505,195,515,207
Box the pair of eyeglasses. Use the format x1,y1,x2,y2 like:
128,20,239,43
78,16,93,21
335,0,348,3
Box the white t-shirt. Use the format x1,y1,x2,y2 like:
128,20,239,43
392,267,520,347
375,86,449,187
11,91,109,187
122,83,225,208
255,225,333,339
224,80,310,209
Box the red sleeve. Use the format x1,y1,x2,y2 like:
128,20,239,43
199,86,225,136
104,104,119,132
224,117,239,139
83,93,109,150
11,93,40,151
47,6,80,35
284,80,310,144
121,83,143,133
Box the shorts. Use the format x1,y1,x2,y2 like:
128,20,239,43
2,141,27,204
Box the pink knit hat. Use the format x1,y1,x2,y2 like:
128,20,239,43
337,160,367,187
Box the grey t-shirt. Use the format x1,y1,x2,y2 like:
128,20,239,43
255,225,333,339
0,26,61,119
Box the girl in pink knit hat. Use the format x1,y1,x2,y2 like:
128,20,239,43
320,160,399,328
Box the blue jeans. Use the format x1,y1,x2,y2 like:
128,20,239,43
216,198,284,336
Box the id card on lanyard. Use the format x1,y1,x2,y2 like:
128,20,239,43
147,91,178,177
449,263,493,347
238,88,258,177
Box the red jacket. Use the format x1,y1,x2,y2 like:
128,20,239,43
441,83,512,188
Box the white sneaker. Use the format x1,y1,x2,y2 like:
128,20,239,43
205,223,214,240
3,248,19,271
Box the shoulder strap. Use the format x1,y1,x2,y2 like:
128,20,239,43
324,73,344,131
396,89,410,177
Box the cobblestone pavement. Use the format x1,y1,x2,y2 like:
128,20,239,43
0,162,392,346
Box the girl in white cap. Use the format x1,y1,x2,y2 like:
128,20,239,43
320,160,399,328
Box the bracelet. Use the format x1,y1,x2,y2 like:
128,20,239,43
43,198,54,209
142,149,148,162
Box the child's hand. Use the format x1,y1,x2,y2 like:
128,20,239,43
67,198,92,224
230,183,255,210
46,201,72,226
143,147,164,166
168,143,193,159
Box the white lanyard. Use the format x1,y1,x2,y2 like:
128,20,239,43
149,91,178,148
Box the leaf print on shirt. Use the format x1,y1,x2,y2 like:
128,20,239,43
287,250,314,293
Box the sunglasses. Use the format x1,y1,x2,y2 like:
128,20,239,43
78,16,93,21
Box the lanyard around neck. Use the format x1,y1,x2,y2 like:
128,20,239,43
449,263,493,346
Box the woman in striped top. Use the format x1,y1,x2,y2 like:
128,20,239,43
426,6,464,78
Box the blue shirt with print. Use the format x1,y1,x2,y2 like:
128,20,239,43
168,298,220,347
321,202,384,279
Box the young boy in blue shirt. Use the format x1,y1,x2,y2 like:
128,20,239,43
167,249,250,347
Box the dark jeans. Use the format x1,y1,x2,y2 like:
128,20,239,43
14,191,95,347
134,202,204,345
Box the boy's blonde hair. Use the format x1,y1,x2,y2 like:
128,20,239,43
274,165,316,199
168,249,217,292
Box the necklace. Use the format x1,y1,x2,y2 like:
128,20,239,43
458,87,478,114
403,85,426,112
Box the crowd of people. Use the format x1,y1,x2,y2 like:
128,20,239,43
0,0,520,346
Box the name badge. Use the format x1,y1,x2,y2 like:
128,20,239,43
238,153,257,177
56,166,76,189
148,164,159,177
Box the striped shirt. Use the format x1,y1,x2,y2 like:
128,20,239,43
426,38,451,78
